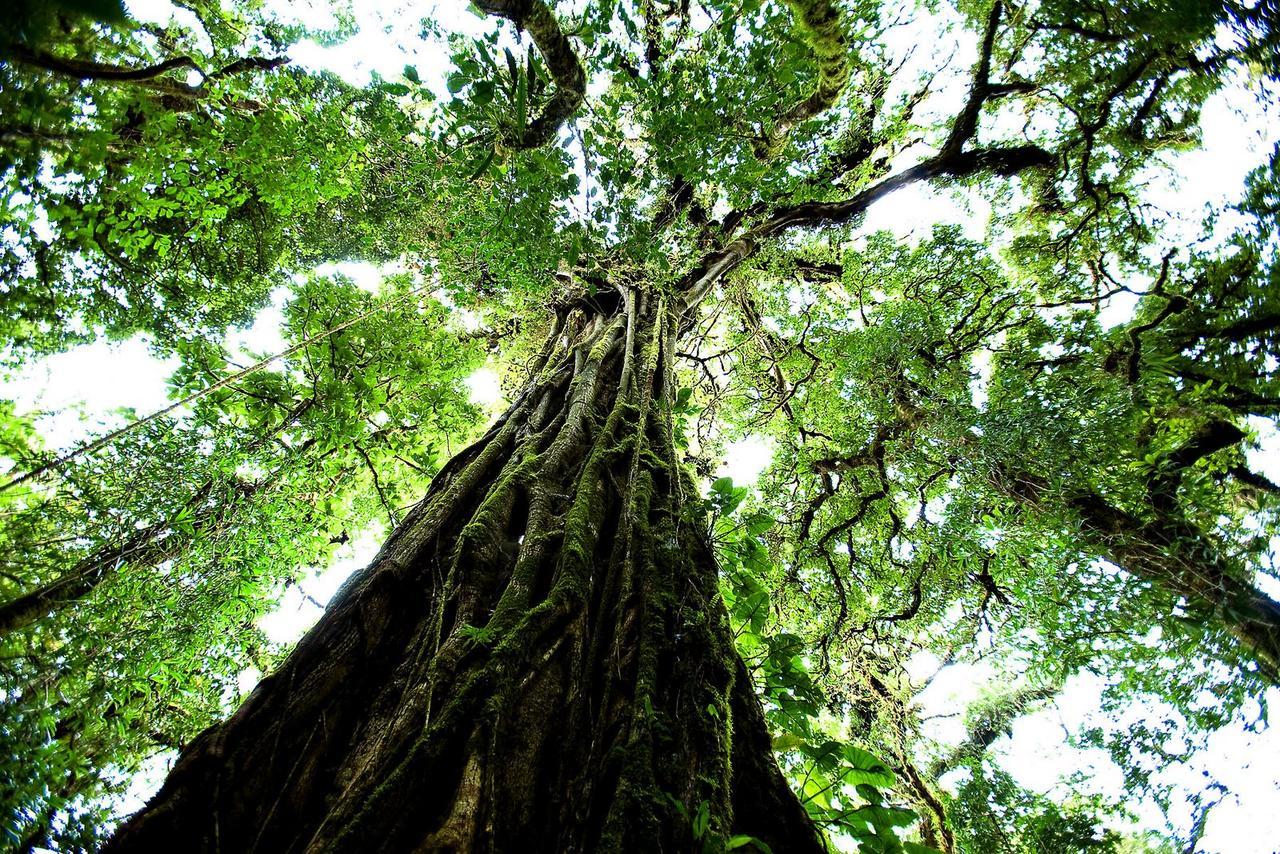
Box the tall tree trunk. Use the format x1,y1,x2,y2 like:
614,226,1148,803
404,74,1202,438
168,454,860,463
106,290,823,853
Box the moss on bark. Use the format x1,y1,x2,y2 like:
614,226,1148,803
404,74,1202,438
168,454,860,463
106,290,825,853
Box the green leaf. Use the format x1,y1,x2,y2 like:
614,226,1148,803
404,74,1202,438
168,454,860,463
849,804,918,830
52,0,128,23
473,79,495,105
514,56,528,131
771,732,805,752
692,799,710,839
504,47,520,93
840,744,896,788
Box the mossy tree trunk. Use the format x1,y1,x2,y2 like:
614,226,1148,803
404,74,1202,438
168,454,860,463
106,288,824,853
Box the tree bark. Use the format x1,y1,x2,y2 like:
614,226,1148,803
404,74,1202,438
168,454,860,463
106,289,824,853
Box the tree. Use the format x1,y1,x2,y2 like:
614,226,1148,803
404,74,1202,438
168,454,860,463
2,0,1277,850
0,273,481,848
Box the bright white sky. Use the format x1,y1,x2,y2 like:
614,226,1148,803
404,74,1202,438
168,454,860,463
6,0,1280,848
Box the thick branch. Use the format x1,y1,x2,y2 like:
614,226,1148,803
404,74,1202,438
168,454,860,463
3,43,287,95
1164,419,1246,475
1196,310,1280,344
207,54,289,82
0,476,237,635
475,0,586,149
4,43,201,81
926,683,1058,778
1231,465,1280,495
1070,490,1280,681
755,0,851,157
941,0,1004,157
763,145,1054,233
0,522,175,635
677,143,1053,317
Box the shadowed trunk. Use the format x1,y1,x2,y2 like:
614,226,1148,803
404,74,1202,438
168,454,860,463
106,288,824,853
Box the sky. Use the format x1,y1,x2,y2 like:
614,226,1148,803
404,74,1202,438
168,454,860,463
7,0,1280,849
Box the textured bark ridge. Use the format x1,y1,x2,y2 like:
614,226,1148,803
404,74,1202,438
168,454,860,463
106,290,824,853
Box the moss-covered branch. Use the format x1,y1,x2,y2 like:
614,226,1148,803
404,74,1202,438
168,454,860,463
3,42,287,94
474,0,586,149
755,0,851,157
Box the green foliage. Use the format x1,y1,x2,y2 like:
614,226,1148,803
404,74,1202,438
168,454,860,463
1,0,1277,847
0,7,399,358
715,157,1279,844
1,0,129,45
0,275,481,845
947,762,1163,854
715,480,925,851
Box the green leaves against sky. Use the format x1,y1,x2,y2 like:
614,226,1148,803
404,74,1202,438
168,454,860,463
1,0,1278,850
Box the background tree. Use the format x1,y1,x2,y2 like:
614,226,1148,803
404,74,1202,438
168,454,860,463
0,274,481,849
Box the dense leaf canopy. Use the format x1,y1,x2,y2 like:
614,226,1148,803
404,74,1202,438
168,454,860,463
1,0,1277,850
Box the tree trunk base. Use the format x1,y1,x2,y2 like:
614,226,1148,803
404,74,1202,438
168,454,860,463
107,295,824,853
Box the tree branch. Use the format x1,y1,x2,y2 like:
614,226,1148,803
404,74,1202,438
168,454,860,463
941,0,1004,157
676,143,1053,319
4,43,202,81
755,0,851,158
206,55,289,83
4,43,288,91
475,0,586,149
1164,419,1246,475
926,682,1058,777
